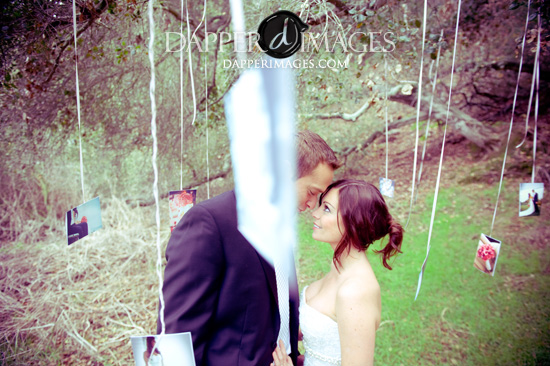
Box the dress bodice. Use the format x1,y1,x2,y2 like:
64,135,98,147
148,353,163,366
299,286,341,366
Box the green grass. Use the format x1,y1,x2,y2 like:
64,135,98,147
297,183,550,366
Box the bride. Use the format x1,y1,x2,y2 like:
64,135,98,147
519,192,535,217
273,179,404,366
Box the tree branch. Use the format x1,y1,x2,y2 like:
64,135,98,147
301,92,378,122
336,118,412,158
126,166,232,207
43,0,114,85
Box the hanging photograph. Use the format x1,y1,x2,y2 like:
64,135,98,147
169,190,197,232
473,233,501,276
130,333,195,366
66,197,103,245
519,182,544,217
379,177,395,198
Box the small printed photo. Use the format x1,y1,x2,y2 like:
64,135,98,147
66,197,102,245
473,233,501,277
519,182,544,217
169,190,196,232
130,333,195,366
379,177,395,198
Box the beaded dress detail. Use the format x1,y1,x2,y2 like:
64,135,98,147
300,286,341,366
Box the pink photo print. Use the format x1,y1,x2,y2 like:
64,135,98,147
473,233,501,276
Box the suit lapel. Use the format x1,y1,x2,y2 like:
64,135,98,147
256,250,278,304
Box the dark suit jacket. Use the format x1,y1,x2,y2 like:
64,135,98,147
159,191,300,366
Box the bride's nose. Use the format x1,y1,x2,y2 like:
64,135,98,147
311,206,320,219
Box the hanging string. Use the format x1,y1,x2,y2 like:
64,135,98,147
515,0,535,149
185,0,197,126
404,0,427,229
416,30,443,191
72,0,85,203
147,0,165,335
415,0,462,300
179,0,185,190
204,0,210,199
531,13,541,183
489,0,532,236
515,62,536,150
229,0,247,61
384,53,389,180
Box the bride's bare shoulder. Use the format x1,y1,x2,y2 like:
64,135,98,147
336,275,380,303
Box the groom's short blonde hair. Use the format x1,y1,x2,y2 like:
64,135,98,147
296,130,341,178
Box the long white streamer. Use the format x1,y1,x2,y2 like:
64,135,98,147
415,0,462,301
417,30,443,189
147,0,165,335
490,0,532,235
229,0,247,61
204,0,210,199
180,0,185,190
531,13,541,183
185,0,197,126
404,0,428,229
384,54,389,179
515,0,534,149
72,0,85,203
516,61,536,149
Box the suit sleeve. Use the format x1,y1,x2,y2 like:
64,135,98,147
158,204,225,364
289,262,301,364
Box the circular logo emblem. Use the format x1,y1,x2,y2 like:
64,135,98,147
257,11,309,59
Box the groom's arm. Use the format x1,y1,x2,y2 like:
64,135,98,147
158,204,224,364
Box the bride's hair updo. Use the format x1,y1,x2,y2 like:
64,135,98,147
318,179,404,270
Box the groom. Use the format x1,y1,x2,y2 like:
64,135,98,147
159,130,340,366
532,189,540,216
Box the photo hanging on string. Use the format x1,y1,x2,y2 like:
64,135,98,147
169,190,197,232
518,182,543,217
65,197,103,245
473,233,501,277
379,177,395,198
130,332,195,366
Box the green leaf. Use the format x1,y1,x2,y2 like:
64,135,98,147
509,2,520,10
415,19,421,28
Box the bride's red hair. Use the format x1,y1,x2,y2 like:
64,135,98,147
318,179,404,270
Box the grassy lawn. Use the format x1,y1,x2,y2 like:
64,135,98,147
1,165,548,365
297,182,550,366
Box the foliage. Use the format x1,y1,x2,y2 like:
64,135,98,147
0,0,547,247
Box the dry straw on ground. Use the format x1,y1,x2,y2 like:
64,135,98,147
1,197,171,365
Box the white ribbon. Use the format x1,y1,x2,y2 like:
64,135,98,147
72,0,85,203
147,0,165,335
415,0,462,301
404,0,428,229
490,0,532,235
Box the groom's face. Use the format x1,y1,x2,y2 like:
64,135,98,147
296,162,334,212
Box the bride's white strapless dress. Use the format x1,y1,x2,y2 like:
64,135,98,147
300,286,342,366
519,195,535,217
